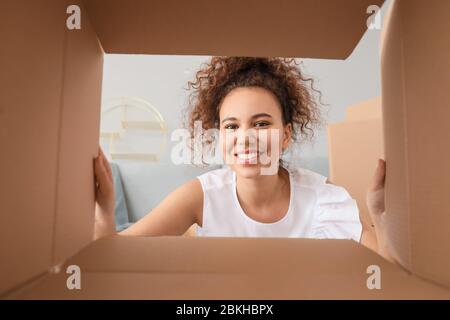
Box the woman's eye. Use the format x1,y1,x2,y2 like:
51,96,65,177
224,124,238,130
255,122,270,128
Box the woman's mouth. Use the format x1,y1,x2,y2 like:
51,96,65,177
234,150,261,164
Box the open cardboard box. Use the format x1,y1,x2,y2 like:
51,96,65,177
1,0,450,299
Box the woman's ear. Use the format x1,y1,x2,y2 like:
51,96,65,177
282,123,293,151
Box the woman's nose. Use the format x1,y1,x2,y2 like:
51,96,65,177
236,128,258,148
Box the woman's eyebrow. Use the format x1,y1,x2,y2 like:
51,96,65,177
221,113,273,124
221,116,238,123
251,113,273,119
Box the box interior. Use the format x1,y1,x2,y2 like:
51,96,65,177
2,0,450,299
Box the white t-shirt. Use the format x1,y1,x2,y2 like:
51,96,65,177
195,166,362,242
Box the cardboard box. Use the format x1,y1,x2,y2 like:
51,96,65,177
6,237,450,299
381,0,450,288
1,0,450,299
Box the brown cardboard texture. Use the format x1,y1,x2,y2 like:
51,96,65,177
0,0,102,295
381,0,450,288
1,0,450,299
6,237,450,299
83,0,383,59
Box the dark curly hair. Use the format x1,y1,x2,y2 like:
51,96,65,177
182,56,324,162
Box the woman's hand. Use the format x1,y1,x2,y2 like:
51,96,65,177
366,159,386,217
366,159,396,263
93,147,116,239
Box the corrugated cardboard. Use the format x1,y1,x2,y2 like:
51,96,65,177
2,0,450,299
381,0,450,287
6,236,450,299
53,0,103,268
0,0,66,295
0,0,102,295
83,0,384,59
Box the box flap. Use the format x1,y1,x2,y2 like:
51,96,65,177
0,0,103,295
0,0,68,295
52,0,103,266
84,0,384,59
7,237,450,299
381,0,450,287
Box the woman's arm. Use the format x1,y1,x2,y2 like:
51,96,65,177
93,146,203,240
119,178,203,237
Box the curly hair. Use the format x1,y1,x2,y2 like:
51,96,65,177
183,56,324,160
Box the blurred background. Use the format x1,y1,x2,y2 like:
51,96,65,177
99,1,389,229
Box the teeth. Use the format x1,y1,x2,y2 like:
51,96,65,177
237,153,258,160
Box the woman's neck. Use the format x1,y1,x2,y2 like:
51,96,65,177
235,166,290,211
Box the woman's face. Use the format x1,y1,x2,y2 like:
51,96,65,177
219,87,292,178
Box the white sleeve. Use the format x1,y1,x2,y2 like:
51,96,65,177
311,182,362,242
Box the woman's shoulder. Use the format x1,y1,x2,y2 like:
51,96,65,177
196,166,234,191
289,166,328,188
289,167,361,241
290,166,352,203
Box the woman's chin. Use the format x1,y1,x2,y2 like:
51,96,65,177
232,163,264,178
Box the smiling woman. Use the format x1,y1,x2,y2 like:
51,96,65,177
184,57,322,164
93,56,387,259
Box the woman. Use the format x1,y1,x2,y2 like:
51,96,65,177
94,57,393,261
